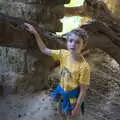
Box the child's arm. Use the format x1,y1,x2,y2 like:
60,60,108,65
72,63,90,116
77,84,87,105
24,23,52,56
71,84,87,116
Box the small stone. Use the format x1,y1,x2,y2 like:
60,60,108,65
18,114,22,118
44,107,48,110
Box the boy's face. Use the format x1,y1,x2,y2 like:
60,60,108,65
67,33,84,55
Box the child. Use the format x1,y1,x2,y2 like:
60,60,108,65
24,23,90,120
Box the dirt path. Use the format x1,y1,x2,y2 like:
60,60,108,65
0,50,120,120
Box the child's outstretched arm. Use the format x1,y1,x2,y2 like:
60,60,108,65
24,23,52,56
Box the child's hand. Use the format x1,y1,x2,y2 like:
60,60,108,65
71,102,80,116
24,23,37,34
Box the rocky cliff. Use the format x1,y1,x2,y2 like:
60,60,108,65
0,0,120,120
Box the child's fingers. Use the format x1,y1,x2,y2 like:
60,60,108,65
76,104,80,114
24,23,32,29
71,107,77,116
24,23,30,27
24,23,34,32
24,23,36,34
24,23,30,30
71,104,80,116
76,106,80,115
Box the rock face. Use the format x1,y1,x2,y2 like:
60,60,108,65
0,49,120,120
65,0,120,65
104,0,120,17
0,0,69,94
0,0,70,32
0,0,120,120
86,49,120,120
80,0,120,24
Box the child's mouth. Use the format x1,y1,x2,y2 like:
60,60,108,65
70,48,75,50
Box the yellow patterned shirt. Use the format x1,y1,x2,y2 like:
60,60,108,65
51,49,90,92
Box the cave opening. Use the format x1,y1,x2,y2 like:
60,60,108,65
57,0,84,35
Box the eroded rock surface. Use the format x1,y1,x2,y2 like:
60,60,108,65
0,49,120,120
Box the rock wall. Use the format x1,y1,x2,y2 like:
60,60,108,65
80,0,120,25
0,0,70,95
0,49,120,120
0,1,120,120
0,0,70,31
104,0,120,17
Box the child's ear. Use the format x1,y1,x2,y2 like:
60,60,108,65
83,41,88,50
81,41,89,56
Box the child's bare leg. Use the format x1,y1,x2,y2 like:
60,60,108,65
59,114,67,120
56,104,67,120
66,111,84,120
66,115,84,120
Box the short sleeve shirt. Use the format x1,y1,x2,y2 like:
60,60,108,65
51,49,90,92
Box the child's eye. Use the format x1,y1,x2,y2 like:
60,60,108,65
69,39,74,43
75,40,81,44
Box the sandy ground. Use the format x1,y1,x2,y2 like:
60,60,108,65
0,90,100,120
0,50,120,120
0,92,60,120
0,90,120,120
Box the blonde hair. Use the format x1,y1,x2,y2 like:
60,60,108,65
67,28,88,43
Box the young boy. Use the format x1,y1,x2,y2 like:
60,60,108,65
24,23,90,120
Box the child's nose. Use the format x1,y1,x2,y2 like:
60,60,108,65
71,41,75,46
